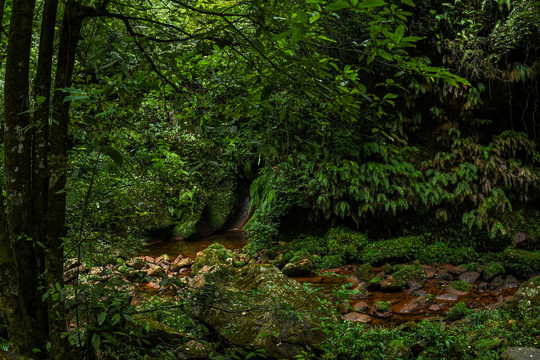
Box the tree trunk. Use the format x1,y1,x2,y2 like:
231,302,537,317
2,0,48,356
34,0,69,358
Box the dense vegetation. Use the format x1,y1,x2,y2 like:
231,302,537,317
0,0,538,359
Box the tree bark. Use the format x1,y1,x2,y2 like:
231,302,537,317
34,0,68,358
47,3,85,354
2,0,47,356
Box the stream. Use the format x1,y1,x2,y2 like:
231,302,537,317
143,232,519,326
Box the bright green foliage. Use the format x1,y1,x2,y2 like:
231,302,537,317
447,302,474,321
503,248,540,277
361,236,423,264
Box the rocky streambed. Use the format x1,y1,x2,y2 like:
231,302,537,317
63,234,540,359
66,233,523,325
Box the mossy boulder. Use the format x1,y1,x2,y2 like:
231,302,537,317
326,227,368,261
392,264,427,291
191,243,233,274
352,263,373,282
175,340,216,360
282,257,315,277
380,276,407,292
483,262,506,281
503,248,540,278
501,276,540,311
189,247,337,359
361,236,423,264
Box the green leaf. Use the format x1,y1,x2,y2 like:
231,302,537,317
104,146,124,166
290,27,306,45
111,313,121,325
325,1,350,11
251,38,266,54
394,25,405,42
63,95,89,103
401,0,415,6
98,312,107,326
357,0,386,8
272,29,295,41
91,333,101,350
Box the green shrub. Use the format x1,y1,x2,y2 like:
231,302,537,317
447,302,473,321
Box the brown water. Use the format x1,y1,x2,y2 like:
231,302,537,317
145,231,248,259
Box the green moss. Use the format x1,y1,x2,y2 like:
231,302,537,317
326,227,368,261
484,262,505,277
207,181,237,229
451,280,471,292
361,236,423,264
531,276,540,286
503,248,540,277
375,301,391,312
318,255,345,269
463,262,481,272
447,302,473,321
416,241,478,264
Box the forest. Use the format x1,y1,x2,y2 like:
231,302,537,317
0,0,539,359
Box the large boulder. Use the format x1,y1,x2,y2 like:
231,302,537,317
501,276,540,311
188,246,337,359
499,347,540,360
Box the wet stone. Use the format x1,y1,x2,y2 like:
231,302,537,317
436,293,459,302
458,271,481,284
490,276,505,291
392,296,434,315
350,286,370,300
504,275,519,289
380,276,407,291
343,312,373,324
435,269,453,281
500,346,540,360
448,265,466,275
351,301,369,312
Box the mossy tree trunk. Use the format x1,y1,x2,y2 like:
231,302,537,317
0,0,86,358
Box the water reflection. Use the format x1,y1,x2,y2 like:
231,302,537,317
145,231,248,259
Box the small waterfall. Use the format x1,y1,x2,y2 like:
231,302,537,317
228,196,252,231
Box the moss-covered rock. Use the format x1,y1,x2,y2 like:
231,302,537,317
387,339,409,360
353,263,373,282
392,264,427,291
483,262,506,281
501,277,540,312
450,280,471,293
206,182,237,230
361,236,423,264
189,247,337,359
380,276,407,291
191,243,233,274
175,339,216,360
503,248,540,278
282,257,315,277
326,227,368,261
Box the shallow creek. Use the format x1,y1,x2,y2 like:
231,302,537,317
144,232,518,326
